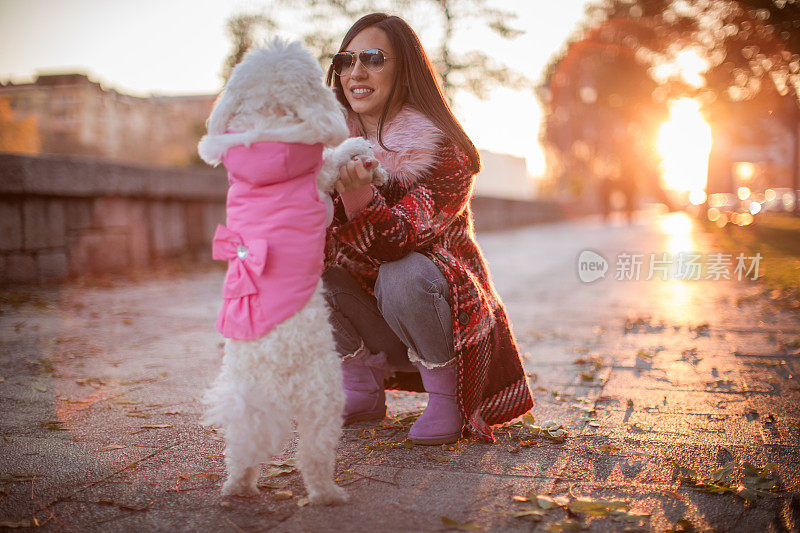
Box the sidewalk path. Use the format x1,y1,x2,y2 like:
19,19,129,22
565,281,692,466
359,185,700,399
1,211,798,532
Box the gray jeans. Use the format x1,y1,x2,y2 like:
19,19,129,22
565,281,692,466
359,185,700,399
322,252,455,371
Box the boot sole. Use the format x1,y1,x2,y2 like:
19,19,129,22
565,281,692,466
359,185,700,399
409,433,460,446
343,406,387,426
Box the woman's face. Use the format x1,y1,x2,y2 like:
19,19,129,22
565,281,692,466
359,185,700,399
339,26,398,130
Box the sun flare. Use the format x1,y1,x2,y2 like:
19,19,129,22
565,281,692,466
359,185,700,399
656,98,712,195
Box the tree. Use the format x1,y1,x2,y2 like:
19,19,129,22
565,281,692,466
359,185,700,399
221,0,532,104
540,0,800,213
221,14,276,83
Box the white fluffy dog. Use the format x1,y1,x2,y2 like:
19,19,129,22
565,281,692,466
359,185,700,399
197,38,385,504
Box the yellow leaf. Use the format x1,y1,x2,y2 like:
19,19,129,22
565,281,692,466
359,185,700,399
272,490,293,500
441,516,483,530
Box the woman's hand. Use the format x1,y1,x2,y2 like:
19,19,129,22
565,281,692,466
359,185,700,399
335,157,375,194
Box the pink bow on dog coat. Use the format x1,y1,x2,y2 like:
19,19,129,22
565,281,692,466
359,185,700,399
212,140,327,340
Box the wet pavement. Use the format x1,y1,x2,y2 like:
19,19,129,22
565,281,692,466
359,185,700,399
1,209,799,532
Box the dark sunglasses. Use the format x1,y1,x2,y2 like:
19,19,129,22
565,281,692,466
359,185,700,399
331,49,396,76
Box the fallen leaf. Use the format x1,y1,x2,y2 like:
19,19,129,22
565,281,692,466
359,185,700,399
98,445,126,452
264,466,295,478
40,421,67,431
272,490,293,500
0,520,33,528
366,439,413,450
547,518,589,532
441,516,483,530
423,450,451,462
34,385,47,393
297,497,309,507
568,497,628,516
220,501,234,509
512,509,546,520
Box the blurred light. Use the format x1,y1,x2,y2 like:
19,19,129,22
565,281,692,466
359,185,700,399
674,49,708,88
737,186,751,200
707,207,720,221
579,86,597,104
733,162,756,181
765,188,776,202
738,212,754,226
708,193,727,208
731,213,740,225
656,98,712,194
750,201,762,215
658,211,696,253
716,213,728,227
689,190,707,205
783,192,796,210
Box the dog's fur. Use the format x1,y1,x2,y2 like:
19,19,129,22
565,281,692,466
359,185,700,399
198,38,384,505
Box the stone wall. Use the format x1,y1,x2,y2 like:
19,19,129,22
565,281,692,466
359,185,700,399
0,152,227,285
0,152,569,285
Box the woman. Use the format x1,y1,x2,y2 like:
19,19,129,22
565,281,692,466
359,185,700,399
323,13,533,444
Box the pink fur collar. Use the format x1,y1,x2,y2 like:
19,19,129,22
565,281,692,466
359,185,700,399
346,105,443,187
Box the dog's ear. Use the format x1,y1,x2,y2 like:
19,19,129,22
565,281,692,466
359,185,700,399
297,101,349,147
206,90,241,136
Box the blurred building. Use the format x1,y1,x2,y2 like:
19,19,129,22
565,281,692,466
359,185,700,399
473,149,537,199
0,73,215,166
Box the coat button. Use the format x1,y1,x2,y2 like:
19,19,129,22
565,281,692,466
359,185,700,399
458,311,470,325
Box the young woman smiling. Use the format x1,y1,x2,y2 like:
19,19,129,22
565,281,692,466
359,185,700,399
322,13,533,444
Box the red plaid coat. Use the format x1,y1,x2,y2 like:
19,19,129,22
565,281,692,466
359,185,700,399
325,106,534,442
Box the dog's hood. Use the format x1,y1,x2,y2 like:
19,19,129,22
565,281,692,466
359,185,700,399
221,140,323,187
198,120,346,168
345,105,444,187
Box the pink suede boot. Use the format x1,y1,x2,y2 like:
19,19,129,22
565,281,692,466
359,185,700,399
341,348,391,425
408,362,464,445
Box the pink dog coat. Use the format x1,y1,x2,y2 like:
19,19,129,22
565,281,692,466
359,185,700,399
212,141,327,340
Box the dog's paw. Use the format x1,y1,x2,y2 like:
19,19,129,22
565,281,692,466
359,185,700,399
334,137,373,164
222,477,259,497
370,163,388,186
308,485,348,505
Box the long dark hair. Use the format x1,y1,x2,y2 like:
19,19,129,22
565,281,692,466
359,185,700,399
325,13,481,173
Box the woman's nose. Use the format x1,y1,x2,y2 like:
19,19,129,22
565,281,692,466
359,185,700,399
350,58,368,79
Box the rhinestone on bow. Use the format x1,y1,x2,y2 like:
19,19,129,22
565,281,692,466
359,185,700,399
236,245,249,260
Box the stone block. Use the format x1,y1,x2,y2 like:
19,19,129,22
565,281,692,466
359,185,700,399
0,200,23,251
3,253,37,284
68,230,129,276
185,203,206,250
37,251,68,282
203,202,226,246
64,198,95,231
93,197,130,228
150,201,186,255
127,200,150,268
23,198,66,250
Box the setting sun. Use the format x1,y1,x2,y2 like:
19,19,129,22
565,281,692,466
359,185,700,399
656,97,712,196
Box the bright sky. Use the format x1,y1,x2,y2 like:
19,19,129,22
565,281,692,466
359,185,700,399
0,0,592,176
